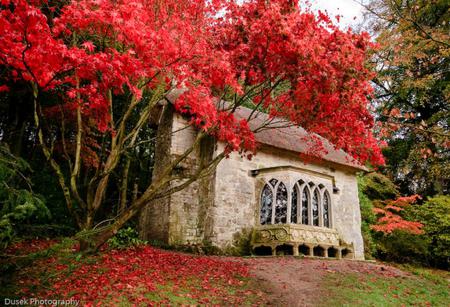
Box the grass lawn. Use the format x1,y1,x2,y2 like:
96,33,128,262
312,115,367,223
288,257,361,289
320,264,449,306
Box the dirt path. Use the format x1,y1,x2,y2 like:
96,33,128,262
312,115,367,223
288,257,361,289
243,257,409,306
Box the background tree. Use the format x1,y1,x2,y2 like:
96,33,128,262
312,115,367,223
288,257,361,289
409,195,450,268
359,172,449,268
361,0,449,196
0,145,50,248
0,0,384,250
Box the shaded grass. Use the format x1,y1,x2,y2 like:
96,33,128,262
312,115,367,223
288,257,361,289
320,265,449,306
141,277,261,305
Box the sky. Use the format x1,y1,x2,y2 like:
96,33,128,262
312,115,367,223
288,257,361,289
302,0,365,29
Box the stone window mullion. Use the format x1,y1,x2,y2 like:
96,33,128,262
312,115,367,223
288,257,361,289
296,184,300,224
296,184,301,224
308,188,312,226
286,183,292,224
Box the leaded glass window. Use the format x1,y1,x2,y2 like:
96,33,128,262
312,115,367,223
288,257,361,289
274,182,288,224
301,188,309,225
312,189,319,226
291,186,298,223
260,184,273,225
323,191,330,228
260,178,331,228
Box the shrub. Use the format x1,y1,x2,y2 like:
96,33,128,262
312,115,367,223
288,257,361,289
107,227,146,250
357,175,377,258
358,174,428,264
374,229,430,264
410,195,450,269
223,228,252,256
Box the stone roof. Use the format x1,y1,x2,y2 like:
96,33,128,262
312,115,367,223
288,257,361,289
232,107,367,171
164,89,367,171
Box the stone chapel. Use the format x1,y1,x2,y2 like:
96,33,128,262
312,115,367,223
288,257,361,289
139,92,367,260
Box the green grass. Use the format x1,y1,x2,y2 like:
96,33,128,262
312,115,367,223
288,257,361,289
94,277,262,306
320,265,449,306
144,282,205,304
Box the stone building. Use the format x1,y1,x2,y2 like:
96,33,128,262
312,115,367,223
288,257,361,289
139,96,367,260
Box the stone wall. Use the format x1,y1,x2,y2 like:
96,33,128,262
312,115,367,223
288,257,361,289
140,112,216,245
141,113,365,259
210,143,365,260
138,104,174,243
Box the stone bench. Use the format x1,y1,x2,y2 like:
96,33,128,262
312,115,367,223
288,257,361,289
251,224,354,258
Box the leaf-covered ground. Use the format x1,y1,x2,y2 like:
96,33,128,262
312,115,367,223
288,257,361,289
2,240,265,305
1,240,448,306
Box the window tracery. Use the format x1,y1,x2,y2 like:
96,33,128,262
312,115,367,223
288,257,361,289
260,178,332,228
269,178,278,187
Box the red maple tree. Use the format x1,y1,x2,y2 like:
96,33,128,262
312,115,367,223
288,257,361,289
372,195,423,235
0,0,385,249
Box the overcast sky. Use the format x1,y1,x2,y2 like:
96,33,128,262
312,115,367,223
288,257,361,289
301,0,365,29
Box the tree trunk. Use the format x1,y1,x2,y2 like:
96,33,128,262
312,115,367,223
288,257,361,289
89,207,139,251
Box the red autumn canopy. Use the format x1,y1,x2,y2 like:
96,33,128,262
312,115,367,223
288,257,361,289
0,0,384,165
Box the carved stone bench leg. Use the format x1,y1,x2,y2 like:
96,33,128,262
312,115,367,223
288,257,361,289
293,244,299,256
336,248,342,259
323,247,328,258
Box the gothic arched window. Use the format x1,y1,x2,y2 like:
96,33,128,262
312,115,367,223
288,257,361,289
312,188,320,226
323,191,331,228
301,187,309,225
260,177,332,228
260,184,273,225
274,182,288,224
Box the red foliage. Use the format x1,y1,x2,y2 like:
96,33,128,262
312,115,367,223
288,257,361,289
5,239,57,255
0,0,384,166
371,195,423,235
14,244,259,305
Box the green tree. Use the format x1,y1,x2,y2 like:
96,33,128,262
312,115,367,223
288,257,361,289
362,0,449,196
410,195,450,268
0,145,50,248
